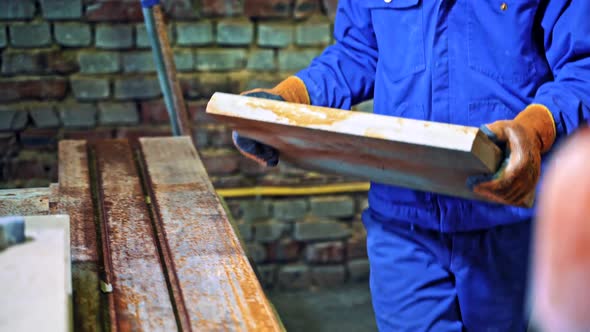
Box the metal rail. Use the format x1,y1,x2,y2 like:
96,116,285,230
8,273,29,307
141,0,191,137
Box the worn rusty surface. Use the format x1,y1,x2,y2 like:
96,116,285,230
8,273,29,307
55,140,98,263
47,137,280,331
48,183,59,214
0,187,50,216
140,136,282,331
93,139,177,331
54,140,103,332
206,92,509,205
72,262,104,332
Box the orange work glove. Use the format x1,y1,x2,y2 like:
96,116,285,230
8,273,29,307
467,104,557,206
232,76,310,167
243,75,310,105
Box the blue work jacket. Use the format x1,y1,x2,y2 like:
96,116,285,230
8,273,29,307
296,0,590,232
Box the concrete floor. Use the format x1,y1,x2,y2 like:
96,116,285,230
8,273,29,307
267,283,378,332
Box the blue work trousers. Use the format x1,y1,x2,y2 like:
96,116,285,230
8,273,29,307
362,210,532,331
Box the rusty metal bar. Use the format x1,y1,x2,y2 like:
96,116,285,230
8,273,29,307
54,140,103,332
93,139,177,331
133,145,192,332
56,140,98,263
139,136,283,331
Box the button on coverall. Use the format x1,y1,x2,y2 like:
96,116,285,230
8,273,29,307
293,0,590,330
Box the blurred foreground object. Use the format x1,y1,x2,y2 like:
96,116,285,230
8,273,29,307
532,127,590,332
207,93,513,205
0,215,72,332
0,216,25,250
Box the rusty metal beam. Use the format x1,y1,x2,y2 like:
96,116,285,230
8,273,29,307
93,139,177,331
140,136,283,331
54,140,103,332
56,140,98,263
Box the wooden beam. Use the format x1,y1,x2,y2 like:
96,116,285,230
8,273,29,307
140,136,283,331
206,92,507,205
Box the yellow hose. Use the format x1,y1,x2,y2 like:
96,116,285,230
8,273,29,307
216,182,370,198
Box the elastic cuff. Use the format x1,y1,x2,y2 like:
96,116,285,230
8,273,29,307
270,76,311,105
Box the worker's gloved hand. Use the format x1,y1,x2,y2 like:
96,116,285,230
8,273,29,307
467,104,557,206
232,76,310,167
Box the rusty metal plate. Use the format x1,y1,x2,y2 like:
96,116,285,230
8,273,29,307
140,136,282,331
0,187,50,216
93,139,177,331
55,140,98,263
54,141,102,332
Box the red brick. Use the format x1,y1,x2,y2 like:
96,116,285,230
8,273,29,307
259,174,302,186
5,159,47,179
140,99,169,124
211,174,248,188
201,0,242,16
85,1,143,21
161,0,199,18
244,0,291,18
321,0,338,18
63,128,114,141
46,51,79,74
305,241,344,264
267,239,301,262
19,128,60,150
239,155,277,177
1,50,76,75
208,125,232,148
294,0,319,18
199,149,240,175
0,133,17,157
115,126,172,142
6,151,57,180
179,74,241,99
0,78,67,102
187,101,218,125
140,100,197,127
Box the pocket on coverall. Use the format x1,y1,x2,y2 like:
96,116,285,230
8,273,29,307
467,0,540,83
363,0,425,82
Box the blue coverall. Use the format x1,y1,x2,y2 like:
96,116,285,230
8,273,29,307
294,0,590,330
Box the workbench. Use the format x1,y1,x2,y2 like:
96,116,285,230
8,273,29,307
0,136,283,332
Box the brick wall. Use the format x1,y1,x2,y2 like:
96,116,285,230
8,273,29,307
231,194,370,290
0,0,372,289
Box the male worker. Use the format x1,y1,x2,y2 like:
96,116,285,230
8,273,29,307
233,1,590,331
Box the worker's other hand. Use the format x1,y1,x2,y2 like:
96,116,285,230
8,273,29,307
467,104,557,206
232,76,310,167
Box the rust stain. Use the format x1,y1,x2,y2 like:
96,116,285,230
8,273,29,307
94,139,177,331
363,128,388,140
245,100,352,127
55,140,98,263
140,137,283,331
0,188,50,216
